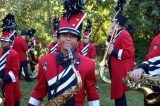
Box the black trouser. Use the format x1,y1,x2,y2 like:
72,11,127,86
19,60,30,81
14,101,20,106
115,94,127,106
4,101,20,106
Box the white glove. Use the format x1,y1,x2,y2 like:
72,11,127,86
130,68,144,82
105,41,109,47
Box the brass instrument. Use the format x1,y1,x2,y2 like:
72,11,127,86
99,24,118,83
43,49,82,106
124,73,160,104
30,64,38,79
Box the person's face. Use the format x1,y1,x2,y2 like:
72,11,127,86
83,37,90,44
108,21,119,35
53,36,58,42
22,35,26,39
58,33,79,51
31,36,35,40
1,40,10,49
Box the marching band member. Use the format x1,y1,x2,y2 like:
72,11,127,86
130,33,160,106
27,29,41,73
12,30,32,82
78,19,96,60
48,18,61,53
106,13,135,106
0,13,22,106
28,0,100,106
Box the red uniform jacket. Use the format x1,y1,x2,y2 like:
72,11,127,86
78,43,96,59
48,42,61,53
110,28,135,99
145,34,160,60
29,53,99,106
0,49,22,106
138,34,160,75
12,36,28,61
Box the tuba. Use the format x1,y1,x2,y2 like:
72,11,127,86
43,49,82,106
99,24,118,83
124,73,160,104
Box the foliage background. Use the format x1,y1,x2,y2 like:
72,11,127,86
0,0,159,46
0,0,160,106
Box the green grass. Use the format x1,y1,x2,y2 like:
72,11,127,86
20,80,37,105
96,75,144,106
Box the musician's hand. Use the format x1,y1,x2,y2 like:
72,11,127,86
130,68,144,82
105,41,109,47
108,44,113,55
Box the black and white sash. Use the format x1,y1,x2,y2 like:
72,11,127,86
0,50,10,72
144,56,160,76
50,42,58,53
47,59,80,100
81,43,90,56
29,39,36,49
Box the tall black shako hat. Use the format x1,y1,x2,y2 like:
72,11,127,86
113,13,127,26
0,13,16,42
21,30,27,36
2,13,16,33
27,29,36,38
113,0,127,27
57,0,87,40
52,17,59,37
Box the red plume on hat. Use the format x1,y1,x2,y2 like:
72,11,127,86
57,0,87,40
83,19,92,39
52,17,59,37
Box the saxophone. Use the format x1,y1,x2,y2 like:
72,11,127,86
43,49,82,106
124,73,160,104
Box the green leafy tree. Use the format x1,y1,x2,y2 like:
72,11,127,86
125,0,160,40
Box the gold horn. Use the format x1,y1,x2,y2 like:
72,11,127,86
124,73,160,104
43,49,82,106
99,24,118,83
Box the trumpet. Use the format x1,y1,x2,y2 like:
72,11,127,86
100,24,118,67
99,24,118,83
